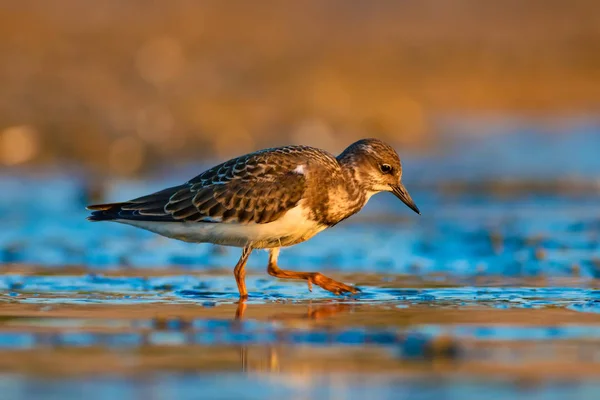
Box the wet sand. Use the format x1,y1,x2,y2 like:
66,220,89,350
2,272,600,385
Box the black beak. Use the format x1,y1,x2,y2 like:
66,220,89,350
390,183,420,215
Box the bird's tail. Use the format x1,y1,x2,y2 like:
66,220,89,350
86,202,127,221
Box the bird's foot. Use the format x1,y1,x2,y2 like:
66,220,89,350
307,272,360,296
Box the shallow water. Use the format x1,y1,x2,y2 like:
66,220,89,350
1,128,600,399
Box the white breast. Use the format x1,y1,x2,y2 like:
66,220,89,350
116,201,327,249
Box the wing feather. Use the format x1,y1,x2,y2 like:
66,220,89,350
91,147,310,224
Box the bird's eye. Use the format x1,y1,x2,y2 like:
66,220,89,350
380,164,393,174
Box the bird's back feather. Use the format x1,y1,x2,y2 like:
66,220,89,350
85,145,332,225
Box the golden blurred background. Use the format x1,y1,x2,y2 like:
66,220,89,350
0,0,598,175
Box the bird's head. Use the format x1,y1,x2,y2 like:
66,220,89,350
338,138,420,215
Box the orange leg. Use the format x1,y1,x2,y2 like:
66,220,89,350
234,246,252,300
267,248,359,295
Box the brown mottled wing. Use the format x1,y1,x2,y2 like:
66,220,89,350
118,147,309,224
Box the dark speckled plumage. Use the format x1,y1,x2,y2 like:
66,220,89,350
88,145,338,224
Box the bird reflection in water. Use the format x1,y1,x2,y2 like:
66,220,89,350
235,301,354,372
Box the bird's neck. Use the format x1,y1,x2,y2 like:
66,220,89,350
314,156,370,225
337,155,368,198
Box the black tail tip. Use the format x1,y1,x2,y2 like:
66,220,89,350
86,210,117,222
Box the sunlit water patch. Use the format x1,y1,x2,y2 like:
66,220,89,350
3,273,600,308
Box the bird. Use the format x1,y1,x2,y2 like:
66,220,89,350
87,138,420,299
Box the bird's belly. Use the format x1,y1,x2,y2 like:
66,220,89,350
117,204,327,249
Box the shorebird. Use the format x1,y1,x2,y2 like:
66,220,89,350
87,138,420,299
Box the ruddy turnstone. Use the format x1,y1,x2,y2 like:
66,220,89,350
87,138,420,299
